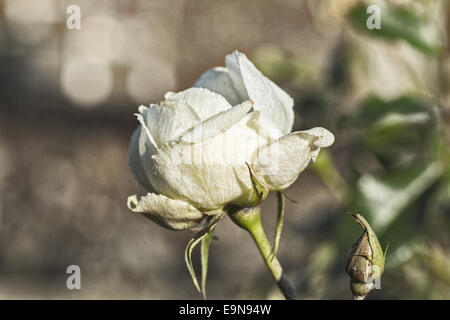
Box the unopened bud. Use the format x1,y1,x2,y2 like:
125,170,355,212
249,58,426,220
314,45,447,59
346,212,386,300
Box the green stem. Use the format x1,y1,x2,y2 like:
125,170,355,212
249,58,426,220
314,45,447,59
228,206,297,300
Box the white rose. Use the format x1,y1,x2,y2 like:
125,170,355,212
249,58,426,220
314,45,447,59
127,51,334,230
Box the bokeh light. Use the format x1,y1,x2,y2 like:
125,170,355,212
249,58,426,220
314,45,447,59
61,59,113,107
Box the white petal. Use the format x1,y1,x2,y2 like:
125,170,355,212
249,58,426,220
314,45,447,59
135,112,183,199
302,127,335,162
194,51,294,136
127,193,204,230
142,88,232,146
135,106,159,150
247,110,284,140
225,53,250,102
194,67,242,106
128,127,154,192
169,87,231,121
255,127,335,191
152,113,270,210
135,117,167,194
227,51,294,135
141,102,200,147
180,100,253,143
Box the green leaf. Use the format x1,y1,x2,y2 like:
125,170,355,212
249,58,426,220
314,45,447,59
348,2,442,56
354,161,443,233
355,96,430,127
353,96,435,162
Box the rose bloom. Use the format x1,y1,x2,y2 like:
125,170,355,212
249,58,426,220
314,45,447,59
128,51,334,230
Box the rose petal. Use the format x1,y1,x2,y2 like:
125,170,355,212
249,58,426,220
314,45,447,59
141,88,233,146
255,127,335,191
180,100,253,143
128,127,154,192
226,51,294,135
167,87,232,121
152,113,269,210
127,193,204,230
194,51,294,136
194,67,242,106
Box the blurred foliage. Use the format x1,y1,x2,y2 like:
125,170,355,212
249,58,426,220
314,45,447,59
348,1,443,56
254,0,450,299
354,97,436,163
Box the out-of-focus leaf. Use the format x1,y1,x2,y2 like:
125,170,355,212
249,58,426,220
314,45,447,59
305,241,338,297
364,120,431,160
253,46,298,82
348,2,442,56
418,243,450,286
354,161,443,233
387,240,416,270
352,96,436,162
355,96,430,126
313,149,349,201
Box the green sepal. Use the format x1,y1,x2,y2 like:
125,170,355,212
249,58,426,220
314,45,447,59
201,227,214,300
245,162,268,207
270,191,285,261
184,213,224,296
352,212,385,275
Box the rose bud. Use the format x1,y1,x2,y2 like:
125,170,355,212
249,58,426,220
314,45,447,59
346,212,387,300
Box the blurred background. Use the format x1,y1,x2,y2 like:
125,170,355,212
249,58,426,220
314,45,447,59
0,0,449,299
